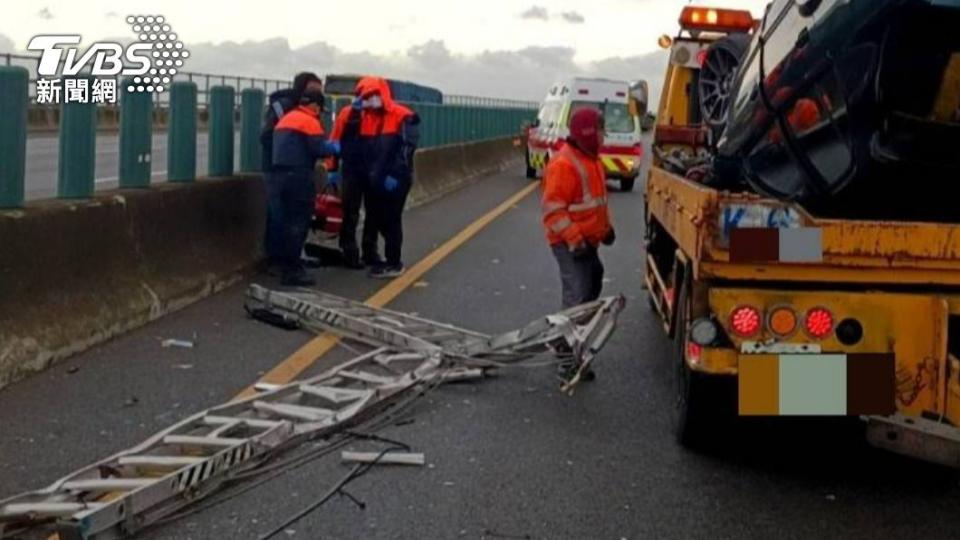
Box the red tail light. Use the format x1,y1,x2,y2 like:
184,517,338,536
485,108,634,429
730,306,761,337
697,49,709,67
805,308,835,339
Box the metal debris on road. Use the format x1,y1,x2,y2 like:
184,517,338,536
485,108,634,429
340,451,425,466
0,285,624,540
161,339,195,349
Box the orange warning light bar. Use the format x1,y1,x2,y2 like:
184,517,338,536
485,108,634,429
679,7,756,34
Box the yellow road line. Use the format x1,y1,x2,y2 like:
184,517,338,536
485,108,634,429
234,181,539,400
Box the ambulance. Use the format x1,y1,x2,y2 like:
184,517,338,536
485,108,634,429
525,77,647,191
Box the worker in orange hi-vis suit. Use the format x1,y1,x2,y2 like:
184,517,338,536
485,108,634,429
541,107,616,381
542,106,616,307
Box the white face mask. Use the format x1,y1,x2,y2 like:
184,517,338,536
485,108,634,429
362,95,384,109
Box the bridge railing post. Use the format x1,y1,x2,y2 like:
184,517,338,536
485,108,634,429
168,81,197,183
208,86,235,177
58,76,97,199
118,77,154,189
0,66,27,208
240,87,265,173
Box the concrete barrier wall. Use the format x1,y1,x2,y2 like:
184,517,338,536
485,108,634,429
0,136,523,388
408,137,522,208
0,178,266,388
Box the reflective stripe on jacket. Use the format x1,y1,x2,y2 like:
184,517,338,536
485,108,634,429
541,142,612,248
272,106,336,170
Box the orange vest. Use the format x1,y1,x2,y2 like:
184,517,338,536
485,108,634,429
541,143,612,248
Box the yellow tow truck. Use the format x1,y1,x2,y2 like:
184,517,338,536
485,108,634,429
646,4,960,466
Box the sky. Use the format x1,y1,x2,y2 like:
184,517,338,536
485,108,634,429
0,0,768,101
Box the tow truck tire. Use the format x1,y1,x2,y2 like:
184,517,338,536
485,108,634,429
620,177,636,192
673,279,735,449
525,150,537,179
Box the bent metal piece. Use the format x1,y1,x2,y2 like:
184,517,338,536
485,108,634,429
244,285,626,371
0,286,624,539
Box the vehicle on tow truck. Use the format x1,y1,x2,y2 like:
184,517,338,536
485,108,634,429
645,3,960,467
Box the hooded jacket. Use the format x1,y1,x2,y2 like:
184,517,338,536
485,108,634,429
541,142,612,248
328,76,421,191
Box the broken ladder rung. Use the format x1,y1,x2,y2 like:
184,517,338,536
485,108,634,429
117,456,206,468
202,415,285,430
0,502,107,519
298,385,373,404
61,479,153,492
253,401,335,422
163,435,246,448
338,370,397,385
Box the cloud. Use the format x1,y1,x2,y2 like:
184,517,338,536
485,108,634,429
519,6,549,21
0,32,669,104
560,11,585,24
37,7,54,20
0,34,14,53
185,38,669,104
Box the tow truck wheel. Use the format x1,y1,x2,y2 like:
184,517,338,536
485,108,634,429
672,279,735,449
620,177,636,192
525,150,537,179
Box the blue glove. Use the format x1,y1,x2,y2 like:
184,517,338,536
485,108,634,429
351,97,363,110
328,172,341,188
384,176,399,193
328,140,341,156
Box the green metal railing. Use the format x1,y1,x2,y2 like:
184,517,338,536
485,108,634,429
324,97,537,149
0,53,537,208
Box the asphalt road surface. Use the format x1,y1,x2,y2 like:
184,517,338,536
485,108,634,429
3,164,960,539
25,131,242,200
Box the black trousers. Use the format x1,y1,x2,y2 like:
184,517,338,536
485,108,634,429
366,183,411,266
263,172,283,264
339,173,378,262
273,169,316,277
551,244,604,309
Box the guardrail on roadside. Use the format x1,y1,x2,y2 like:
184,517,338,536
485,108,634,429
0,54,537,208
2,53,539,109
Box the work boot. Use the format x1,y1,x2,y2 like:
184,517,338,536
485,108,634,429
281,271,316,287
258,259,281,277
363,254,386,267
369,264,405,279
557,361,596,382
342,252,365,270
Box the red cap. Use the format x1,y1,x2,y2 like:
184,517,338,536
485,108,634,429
569,107,602,157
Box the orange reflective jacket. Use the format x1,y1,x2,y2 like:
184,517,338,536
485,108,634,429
326,76,416,174
541,142,612,248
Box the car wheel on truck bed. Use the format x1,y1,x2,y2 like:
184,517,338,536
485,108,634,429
672,278,736,449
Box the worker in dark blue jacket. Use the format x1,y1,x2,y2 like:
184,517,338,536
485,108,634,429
271,74,340,286
260,73,322,274
328,76,420,278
